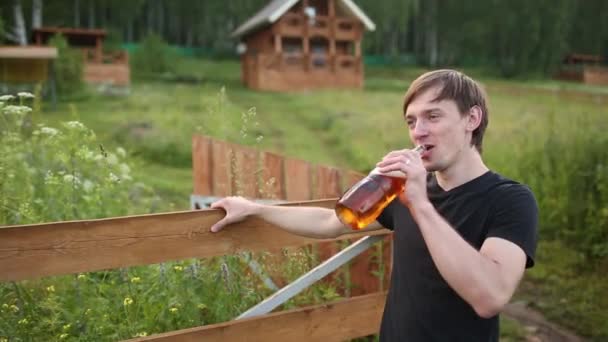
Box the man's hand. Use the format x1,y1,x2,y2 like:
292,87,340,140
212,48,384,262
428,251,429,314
210,196,259,232
376,149,428,208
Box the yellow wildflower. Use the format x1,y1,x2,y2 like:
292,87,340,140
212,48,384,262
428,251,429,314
173,265,183,272
130,277,141,283
123,297,133,306
46,285,55,292
77,274,86,280
59,333,69,339
169,307,178,314
134,332,148,337
18,318,28,325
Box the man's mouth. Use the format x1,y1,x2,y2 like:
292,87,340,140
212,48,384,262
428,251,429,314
420,144,435,158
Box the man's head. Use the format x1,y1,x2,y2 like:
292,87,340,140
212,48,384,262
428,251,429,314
403,69,489,171
404,69,489,152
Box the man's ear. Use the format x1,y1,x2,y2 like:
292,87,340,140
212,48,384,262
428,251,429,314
466,106,483,132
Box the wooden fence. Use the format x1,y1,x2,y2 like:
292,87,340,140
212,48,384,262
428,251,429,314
0,199,390,341
192,134,392,296
0,135,393,341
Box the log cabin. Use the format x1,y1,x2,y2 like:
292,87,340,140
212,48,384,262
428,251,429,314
232,0,375,91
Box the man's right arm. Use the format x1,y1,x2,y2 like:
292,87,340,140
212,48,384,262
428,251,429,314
210,196,383,238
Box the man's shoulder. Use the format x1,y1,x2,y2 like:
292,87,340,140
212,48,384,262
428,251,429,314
483,171,531,194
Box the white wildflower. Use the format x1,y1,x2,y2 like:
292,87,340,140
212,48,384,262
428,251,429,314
83,180,94,192
3,105,30,115
116,147,126,157
119,163,130,175
94,154,104,162
65,121,85,130
106,153,118,165
63,174,80,185
0,95,14,101
40,127,59,137
109,173,120,183
17,92,35,99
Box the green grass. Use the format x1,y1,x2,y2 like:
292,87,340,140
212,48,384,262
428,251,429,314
32,57,608,339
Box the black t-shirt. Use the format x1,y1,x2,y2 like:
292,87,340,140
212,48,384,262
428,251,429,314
376,171,538,342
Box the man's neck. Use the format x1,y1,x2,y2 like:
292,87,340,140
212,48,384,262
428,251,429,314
435,147,489,191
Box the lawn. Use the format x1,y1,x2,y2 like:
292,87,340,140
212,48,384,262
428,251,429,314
35,57,608,340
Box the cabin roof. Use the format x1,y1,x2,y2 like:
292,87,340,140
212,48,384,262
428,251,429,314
0,46,58,59
232,0,375,38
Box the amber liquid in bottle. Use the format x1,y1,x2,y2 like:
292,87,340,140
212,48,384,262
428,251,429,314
335,146,424,230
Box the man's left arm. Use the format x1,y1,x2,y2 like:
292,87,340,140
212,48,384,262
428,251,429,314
410,201,527,318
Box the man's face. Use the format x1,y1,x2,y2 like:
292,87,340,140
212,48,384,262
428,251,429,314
404,86,472,172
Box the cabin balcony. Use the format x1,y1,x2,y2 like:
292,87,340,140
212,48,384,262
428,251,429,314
334,18,360,41
277,13,305,37
309,16,330,37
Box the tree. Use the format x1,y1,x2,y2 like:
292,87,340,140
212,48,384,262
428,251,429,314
11,0,27,45
32,0,42,29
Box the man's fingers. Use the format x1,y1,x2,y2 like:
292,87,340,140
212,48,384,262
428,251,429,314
210,199,225,209
210,216,233,233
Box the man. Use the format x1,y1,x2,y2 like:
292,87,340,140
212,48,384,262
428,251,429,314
210,69,538,341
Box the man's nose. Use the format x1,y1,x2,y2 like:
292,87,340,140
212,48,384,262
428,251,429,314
413,120,429,138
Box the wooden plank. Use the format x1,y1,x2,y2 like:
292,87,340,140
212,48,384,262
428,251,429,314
129,292,387,342
284,158,311,200
0,199,391,282
191,136,212,196
342,169,366,193
258,152,284,199
349,235,393,296
315,165,341,198
211,140,232,196
314,165,344,289
231,146,258,197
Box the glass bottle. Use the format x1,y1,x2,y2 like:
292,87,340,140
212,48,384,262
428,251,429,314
335,146,425,230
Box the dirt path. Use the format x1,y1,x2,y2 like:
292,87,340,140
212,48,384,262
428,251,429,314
504,302,584,342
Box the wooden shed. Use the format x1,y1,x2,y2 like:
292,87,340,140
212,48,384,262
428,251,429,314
0,46,57,83
32,27,130,87
555,53,608,86
232,0,375,91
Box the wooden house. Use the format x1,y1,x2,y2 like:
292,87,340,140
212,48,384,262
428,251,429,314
232,0,375,91
555,53,608,86
33,27,130,87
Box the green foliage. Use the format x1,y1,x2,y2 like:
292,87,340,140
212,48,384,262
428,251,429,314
49,34,84,96
524,240,608,340
0,94,157,225
507,112,608,261
130,34,177,78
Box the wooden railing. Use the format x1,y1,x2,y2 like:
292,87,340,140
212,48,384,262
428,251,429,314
276,13,360,41
0,199,391,340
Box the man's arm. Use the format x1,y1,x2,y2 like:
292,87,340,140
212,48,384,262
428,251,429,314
210,196,384,239
410,201,526,318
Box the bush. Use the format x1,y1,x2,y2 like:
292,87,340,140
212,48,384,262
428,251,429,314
513,113,608,263
49,34,84,96
130,34,177,78
0,94,157,225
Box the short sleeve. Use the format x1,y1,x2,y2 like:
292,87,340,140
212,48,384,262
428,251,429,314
376,198,399,230
486,184,539,268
